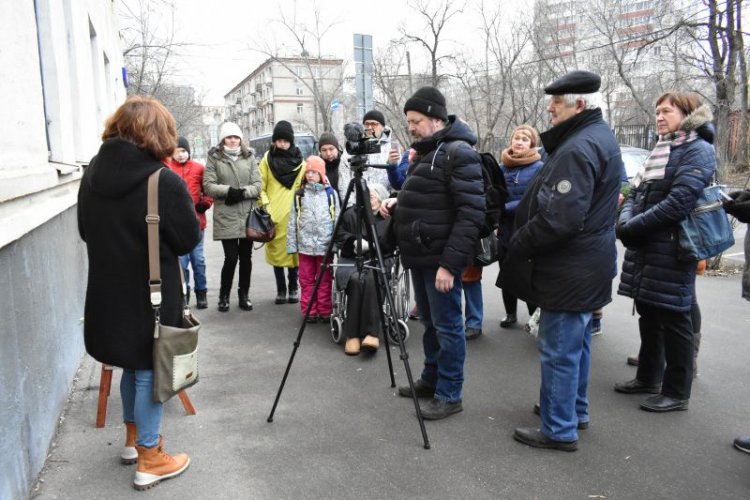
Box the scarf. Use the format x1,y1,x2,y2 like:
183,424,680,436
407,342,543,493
540,109,601,155
501,148,541,169
223,145,241,161
269,146,303,189
632,130,699,188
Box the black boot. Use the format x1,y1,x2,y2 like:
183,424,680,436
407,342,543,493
195,290,208,309
287,288,300,304
238,288,253,311
275,290,287,305
218,289,230,312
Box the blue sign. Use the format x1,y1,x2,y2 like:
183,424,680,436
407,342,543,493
331,98,340,111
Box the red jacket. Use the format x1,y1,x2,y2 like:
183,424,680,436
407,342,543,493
167,158,213,229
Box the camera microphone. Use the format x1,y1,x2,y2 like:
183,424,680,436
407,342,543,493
344,122,365,143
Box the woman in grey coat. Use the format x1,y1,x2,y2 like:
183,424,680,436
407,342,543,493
203,122,262,312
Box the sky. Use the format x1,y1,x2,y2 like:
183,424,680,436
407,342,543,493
133,0,527,106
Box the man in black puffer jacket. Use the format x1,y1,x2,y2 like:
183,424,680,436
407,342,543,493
500,71,622,452
380,86,484,420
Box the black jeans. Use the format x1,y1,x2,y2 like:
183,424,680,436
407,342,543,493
635,300,694,400
273,266,299,293
501,288,537,316
343,270,382,339
220,239,252,293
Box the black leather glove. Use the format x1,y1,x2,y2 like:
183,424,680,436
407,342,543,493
723,189,750,223
225,187,244,206
195,201,210,214
616,222,639,248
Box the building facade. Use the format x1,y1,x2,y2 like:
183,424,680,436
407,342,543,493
225,57,345,140
0,2,125,499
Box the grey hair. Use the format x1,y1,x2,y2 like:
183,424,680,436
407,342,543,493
561,92,602,110
369,183,391,204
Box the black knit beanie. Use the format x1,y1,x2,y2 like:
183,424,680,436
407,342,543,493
403,86,448,121
177,136,191,156
318,132,340,151
363,110,386,126
272,120,295,143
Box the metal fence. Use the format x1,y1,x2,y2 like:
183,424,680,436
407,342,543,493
614,124,656,150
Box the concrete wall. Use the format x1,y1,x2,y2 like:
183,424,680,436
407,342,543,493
0,208,87,500
0,1,124,498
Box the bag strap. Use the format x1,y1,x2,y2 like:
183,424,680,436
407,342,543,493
146,168,188,314
441,140,468,179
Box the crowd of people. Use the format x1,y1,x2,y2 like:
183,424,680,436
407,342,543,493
77,70,750,489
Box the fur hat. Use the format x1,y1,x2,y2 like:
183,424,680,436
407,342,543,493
318,132,341,151
272,120,295,144
510,125,538,149
304,155,328,184
363,110,386,126
177,136,191,156
219,122,243,144
403,86,448,121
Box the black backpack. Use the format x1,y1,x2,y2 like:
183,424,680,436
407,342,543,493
444,141,509,238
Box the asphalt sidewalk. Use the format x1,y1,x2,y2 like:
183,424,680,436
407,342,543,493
31,225,750,500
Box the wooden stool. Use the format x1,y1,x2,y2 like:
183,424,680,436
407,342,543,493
96,364,196,428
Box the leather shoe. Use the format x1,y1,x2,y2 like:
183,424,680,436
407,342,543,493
639,394,689,412
465,327,482,340
533,404,588,430
419,398,463,420
627,355,639,367
499,314,517,328
397,380,435,398
513,427,577,452
733,436,750,454
614,378,660,394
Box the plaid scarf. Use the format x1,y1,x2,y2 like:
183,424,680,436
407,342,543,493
633,130,699,187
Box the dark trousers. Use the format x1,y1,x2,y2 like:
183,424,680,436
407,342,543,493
273,266,299,293
220,239,252,293
635,300,694,400
343,270,381,340
501,288,537,316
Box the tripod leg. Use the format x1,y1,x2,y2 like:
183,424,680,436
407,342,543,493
267,180,356,423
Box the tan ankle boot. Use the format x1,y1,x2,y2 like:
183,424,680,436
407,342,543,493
121,422,138,465
344,337,360,355
133,438,190,490
361,335,379,352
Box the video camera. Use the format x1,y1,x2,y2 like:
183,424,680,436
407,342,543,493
344,122,382,157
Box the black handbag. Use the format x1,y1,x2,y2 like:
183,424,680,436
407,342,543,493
246,207,276,242
474,233,500,267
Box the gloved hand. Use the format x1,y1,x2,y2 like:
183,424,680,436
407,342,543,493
195,201,210,214
225,187,244,206
616,221,639,248
723,189,750,223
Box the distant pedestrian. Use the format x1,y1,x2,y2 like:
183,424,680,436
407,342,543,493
287,156,340,323
78,96,200,489
168,136,213,309
317,132,342,192
259,120,306,304
203,122,262,312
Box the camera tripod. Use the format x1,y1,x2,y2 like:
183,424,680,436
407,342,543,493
267,156,431,449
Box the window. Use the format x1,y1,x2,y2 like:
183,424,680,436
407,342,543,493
295,87,303,96
296,103,304,114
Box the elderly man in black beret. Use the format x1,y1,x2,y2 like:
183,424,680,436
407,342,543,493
500,70,622,451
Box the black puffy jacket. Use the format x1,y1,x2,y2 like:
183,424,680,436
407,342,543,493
617,109,716,313
393,116,485,275
499,109,622,312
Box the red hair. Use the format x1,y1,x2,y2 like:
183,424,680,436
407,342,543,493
102,95,177,159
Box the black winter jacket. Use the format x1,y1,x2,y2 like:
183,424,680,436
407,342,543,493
617,109,716,312
393,116,485,275
78,139,200,369
499,109,622,311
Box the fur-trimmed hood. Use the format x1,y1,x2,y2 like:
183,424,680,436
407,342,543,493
680,104,715,144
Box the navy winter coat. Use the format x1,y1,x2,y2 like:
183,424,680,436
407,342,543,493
498,159,543,247
617,117,716,312
393,116,485,276
499,109,622,312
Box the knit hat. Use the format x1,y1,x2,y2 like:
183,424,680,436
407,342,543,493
510,125,538,149
369,183,390,205
177,136,191,157
272,120,295,144
304,155,328,184
403,86,448,121
219,122,243,143
318,132,341,151
363,110,386,126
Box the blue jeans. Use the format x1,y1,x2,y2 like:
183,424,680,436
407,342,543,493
121,369,163,448
180,230,207,292
410,267,466,403
462,280,483,330
537,309,592,442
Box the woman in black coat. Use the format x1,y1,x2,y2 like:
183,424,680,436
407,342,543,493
615,91,715,413
78,96,200,489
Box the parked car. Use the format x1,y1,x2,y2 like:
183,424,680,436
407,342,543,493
620,145,649,182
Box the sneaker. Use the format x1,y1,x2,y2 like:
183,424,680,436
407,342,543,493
592,324,602,336
465,327,482,340
420,398,463,420
733,436,750,454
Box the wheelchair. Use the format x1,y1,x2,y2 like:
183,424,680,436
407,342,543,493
329,251,411,346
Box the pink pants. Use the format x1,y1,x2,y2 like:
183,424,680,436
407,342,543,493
298,253,333,316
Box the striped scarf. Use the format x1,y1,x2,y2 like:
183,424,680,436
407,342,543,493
633,130,699,187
